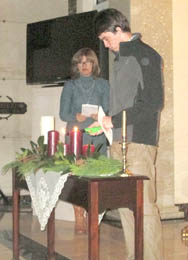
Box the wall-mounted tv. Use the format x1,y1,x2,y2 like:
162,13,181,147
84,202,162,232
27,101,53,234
26,10,109,86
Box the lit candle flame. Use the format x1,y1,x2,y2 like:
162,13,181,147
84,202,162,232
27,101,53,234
73,126,78,132
61,128,65,134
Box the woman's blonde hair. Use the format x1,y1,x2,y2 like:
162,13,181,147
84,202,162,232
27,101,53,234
71,48,100,78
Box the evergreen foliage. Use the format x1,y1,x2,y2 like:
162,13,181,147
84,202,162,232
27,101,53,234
2,136,122,178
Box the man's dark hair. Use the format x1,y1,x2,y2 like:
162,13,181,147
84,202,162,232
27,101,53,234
94,8,131,36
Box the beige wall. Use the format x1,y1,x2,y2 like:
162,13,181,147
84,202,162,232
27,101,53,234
173,0,188,204
0,0,68,194
77,0,94,13
1,0,68,23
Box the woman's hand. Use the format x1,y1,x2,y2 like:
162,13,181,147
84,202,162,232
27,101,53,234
87,121,103,136
76,113,87,122
91,113,98,120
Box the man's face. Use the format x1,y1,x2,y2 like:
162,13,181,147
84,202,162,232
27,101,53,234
99,31,121,52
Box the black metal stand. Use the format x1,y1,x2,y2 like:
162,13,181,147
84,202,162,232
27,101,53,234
0,189,9,204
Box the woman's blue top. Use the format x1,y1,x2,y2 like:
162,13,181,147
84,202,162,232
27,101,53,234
59,75,109,154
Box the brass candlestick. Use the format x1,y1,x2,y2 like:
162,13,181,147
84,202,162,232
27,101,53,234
121,110,132,176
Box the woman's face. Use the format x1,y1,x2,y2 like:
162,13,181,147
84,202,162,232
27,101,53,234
77,56,93,77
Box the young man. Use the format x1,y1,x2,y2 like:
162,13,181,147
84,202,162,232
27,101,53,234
93,8,164,260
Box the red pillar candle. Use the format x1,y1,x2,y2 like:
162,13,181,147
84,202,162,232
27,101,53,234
69,127,82,159
48,130,59,156
82,144,95,157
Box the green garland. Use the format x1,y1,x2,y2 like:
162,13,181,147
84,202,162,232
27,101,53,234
70,156,122,177
2,136,122,178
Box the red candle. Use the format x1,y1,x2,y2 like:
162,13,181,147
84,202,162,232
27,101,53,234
82,144,95,157
63,144,70,156
48,130,59,156
69,127,82,159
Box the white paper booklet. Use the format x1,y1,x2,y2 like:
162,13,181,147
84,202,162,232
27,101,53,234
82,104,98,117
98,106,113,145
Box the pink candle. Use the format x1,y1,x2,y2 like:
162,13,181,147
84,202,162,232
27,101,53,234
69,127,82,159
82,144,95,157
48,130,59,156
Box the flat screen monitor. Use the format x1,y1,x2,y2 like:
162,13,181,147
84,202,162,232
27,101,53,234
26,10,108,85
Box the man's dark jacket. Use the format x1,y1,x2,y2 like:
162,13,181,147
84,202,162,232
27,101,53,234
111,34,164,146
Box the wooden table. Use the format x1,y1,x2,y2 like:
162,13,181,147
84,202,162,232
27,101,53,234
12,169,148,260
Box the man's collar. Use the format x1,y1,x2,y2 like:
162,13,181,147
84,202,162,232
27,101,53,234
113,33,142,60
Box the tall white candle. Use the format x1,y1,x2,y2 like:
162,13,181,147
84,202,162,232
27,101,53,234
122,110,126,139
40,116,55,144
61,127,66,143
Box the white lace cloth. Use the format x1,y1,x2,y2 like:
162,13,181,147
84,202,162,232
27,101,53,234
26,170,69,231
26,170,105,231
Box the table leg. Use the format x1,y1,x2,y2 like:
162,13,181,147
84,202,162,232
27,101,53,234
47,208,55,260
135,180,144,260
12,171,20,260
88,181,99,260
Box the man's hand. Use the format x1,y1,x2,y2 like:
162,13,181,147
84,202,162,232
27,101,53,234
76,113,87,122
102,116,113,130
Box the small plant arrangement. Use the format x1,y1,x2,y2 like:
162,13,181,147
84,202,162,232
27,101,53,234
2,136,122,178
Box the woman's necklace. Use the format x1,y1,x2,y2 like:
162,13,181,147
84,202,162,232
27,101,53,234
78,78,96,104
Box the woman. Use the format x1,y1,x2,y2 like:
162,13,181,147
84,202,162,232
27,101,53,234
59,47,109,155
59,48,109,233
